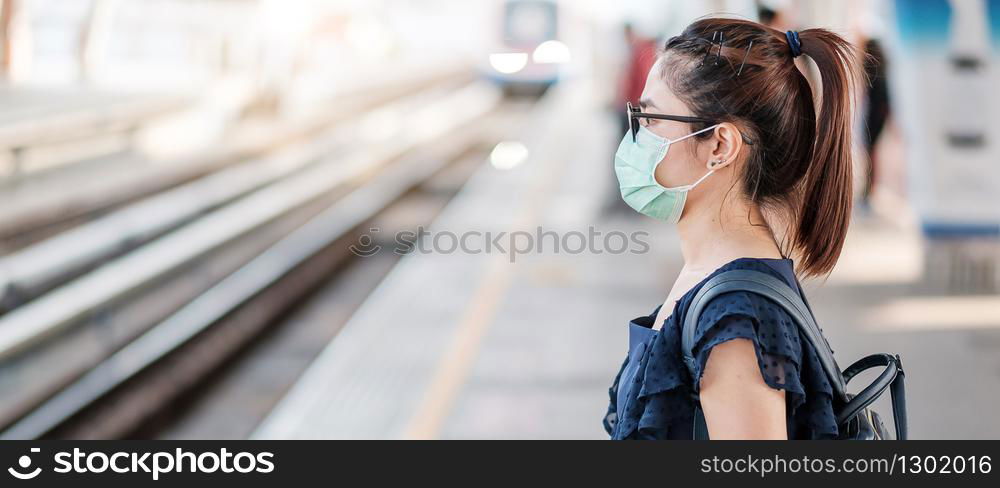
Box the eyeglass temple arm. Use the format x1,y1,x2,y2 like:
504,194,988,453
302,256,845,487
630,113,755,145
631,111,715,124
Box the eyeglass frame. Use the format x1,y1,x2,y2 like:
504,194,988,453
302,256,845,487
626,101,754,145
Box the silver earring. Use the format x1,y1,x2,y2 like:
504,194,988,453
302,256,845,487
710,159,724,167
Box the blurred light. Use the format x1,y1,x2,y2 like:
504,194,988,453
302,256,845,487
489,53,528,74
532,40,571,64
490,141,529,170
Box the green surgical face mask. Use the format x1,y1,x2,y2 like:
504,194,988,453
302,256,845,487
614,124,719,223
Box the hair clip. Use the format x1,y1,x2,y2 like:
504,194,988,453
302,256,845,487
714,31,725,65
699,31,719,67
736,40,753,77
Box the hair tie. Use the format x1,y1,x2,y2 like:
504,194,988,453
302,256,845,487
785,30,802,58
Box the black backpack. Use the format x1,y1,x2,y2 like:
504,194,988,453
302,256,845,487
680,269,907,440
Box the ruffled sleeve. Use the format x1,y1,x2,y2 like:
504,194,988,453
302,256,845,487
687,290,840,439
611,313,696,439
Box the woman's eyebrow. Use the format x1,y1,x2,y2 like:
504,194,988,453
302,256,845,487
638,98,658,111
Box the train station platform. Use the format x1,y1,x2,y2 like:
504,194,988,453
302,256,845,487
253,80,1000,440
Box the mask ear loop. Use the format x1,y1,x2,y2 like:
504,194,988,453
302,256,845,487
667,162,718,192
669,123,720,144
685,164,718,190
653,124,722,191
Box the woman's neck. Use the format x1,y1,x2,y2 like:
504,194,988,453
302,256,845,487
676,193,783,272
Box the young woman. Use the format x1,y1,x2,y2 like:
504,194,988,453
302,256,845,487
603,18,858,440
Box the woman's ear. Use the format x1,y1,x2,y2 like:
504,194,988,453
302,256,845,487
705,122,745,170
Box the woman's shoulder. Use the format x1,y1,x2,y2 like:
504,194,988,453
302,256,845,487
679,257,804,370
681,257,839,438
676,257,797,313
709,256,795,283
643,257,796,332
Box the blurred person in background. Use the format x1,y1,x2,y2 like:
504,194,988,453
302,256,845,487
859,37,890,209
617,22,659,135
604,17,860,440
756,0,792,31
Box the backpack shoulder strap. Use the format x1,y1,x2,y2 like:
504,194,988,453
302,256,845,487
681,269,848,402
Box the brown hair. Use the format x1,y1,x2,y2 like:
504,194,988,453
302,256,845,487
658,18,859,278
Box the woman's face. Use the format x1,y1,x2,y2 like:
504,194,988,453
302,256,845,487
637,58,719,212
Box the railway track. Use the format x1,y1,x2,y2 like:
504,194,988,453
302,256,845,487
0,65,471,254
0,67,473,313
0,79,525,440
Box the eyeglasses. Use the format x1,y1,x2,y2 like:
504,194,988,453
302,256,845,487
626,101,754,145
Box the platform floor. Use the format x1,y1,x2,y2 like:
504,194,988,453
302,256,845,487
253,79,1000,440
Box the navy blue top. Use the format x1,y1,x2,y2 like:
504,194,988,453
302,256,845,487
603,257,839,440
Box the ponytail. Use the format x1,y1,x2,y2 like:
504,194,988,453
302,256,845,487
793,29,859,277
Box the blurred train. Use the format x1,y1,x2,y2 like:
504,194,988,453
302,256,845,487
481,0,570,96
